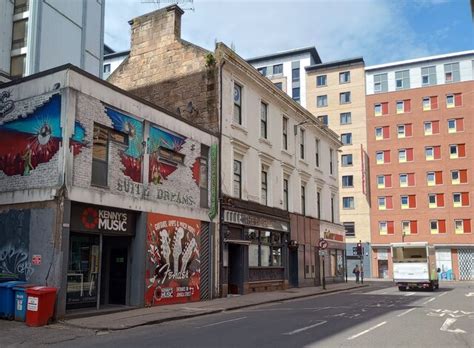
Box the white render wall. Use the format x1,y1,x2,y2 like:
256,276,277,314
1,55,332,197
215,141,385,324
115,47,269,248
221,62,341,224
103,53,128,80
366,51,474,95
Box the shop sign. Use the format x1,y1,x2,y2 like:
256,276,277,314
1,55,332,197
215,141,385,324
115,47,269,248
378,249,389,260
223,210,289,232
32,255,41,265
323,231,344,242
71,204,135,236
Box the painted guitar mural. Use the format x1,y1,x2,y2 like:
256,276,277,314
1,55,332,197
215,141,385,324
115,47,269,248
145,213,200,306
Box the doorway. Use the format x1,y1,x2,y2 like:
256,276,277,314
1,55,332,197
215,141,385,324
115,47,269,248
101,236,130,306
289,249,298,287
228,244,244,294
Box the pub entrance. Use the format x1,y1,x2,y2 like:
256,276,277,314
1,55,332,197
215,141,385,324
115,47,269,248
227,243,244,295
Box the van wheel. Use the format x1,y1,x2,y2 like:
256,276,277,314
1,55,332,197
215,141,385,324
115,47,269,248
398,286,407,291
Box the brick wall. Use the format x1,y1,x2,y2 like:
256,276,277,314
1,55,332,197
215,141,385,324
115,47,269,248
108,6,219,132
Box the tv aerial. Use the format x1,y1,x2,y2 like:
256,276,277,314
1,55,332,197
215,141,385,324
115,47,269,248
140,0,195,11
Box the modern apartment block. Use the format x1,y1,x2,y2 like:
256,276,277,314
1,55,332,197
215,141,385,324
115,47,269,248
366,51,474,281
305,58,371,274
246,47,321,107
0,0,105,78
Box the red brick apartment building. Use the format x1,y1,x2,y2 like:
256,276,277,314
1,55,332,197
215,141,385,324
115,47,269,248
365,51,474,281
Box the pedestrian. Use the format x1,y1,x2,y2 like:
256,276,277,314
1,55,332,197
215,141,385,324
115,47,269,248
353,264,360,283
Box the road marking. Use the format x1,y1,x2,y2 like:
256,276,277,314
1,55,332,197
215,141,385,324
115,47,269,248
347,321,387,340
283,321,327,335
440,318,466,334
466,292,474,297
422,297,436,305
437,292,447,298
404,292,415,297
196,316,247,328
397,308,416,317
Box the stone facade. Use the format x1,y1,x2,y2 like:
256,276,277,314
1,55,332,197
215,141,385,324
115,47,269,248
108,6,218,132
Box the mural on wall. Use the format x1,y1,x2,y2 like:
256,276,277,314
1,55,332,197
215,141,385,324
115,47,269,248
0,209,33,280
148,125,186,185
70,121,87,156
0,94,61,176
104,106,144,182
145,213,200,306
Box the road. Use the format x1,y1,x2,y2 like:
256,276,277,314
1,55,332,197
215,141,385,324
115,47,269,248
4,282,474,347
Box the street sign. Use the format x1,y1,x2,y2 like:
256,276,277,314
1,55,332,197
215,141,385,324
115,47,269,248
319,250,327,256
319,239,328,250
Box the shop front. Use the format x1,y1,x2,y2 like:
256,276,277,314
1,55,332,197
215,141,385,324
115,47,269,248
221,207,290,295
67,203,136,310
320,223,346,283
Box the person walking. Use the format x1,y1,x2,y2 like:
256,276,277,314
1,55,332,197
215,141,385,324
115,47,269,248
353,264,360,283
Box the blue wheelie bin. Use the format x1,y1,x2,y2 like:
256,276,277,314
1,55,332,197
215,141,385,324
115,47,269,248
14,284,36,321
0,281,26,320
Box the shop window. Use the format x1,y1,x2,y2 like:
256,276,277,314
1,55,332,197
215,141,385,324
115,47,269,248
247,229,284,267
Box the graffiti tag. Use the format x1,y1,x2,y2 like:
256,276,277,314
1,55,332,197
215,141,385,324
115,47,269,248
0,90,15,119
0,246,34,280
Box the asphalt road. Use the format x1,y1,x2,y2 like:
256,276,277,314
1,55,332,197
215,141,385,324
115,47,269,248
4,282,474,347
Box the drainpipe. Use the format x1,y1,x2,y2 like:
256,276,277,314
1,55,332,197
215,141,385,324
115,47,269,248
218,57,226,298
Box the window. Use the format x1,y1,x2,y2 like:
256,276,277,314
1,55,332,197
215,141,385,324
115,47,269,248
453,192,469,207
423,96,438,111
339,71,350,84
103,64,111,73
260,102,268,139
455,219,472,234
258,67,267,76
11,19,28,50
397,124,412,138
341,133,352,145
444,63,460,83
399,148,413,163
431,219,446,234
292,67,300,81
233,159,242,198
317,75,327,86
378,196,392,210
424,120,439,135
396,100,411,114
340,112,351,125
421,66,437,86
273,64,283,75
342,154,353,166
261,167,268,205
199,145,209,208
376,150,390,164
301,184,306,215
399,174,408,187
375,126,389,140
377,174,391,188
283,177,289,210
233,84,242,124
343,222,355,237
379,221,394,235
315,138,320,167
342,175,353,188
343,197,354,209
451,169,467,185
282,117,288,150
450,144,466,159
329,148,334,174
446,93,462,108
395,70,410,90
425,146,440,160
374,73,388,93
318,115,328,126
14,0,29,14
247,229,284,267
292,87,300,102
317,190,321,218
10,55,26,78
274,82,283,90
339,92,351,104
430,193,445,208
300,129,305,159
401,195,416,209
317,95,328,107
427,171,442,186
374,102,388,116
92,124,110,187
402,220,418,235
331,195,335,222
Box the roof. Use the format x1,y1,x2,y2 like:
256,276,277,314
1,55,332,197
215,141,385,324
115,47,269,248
104,50,130,60
246,46,322,65
104,44,116,55
365,50,474,72
305,57,364,72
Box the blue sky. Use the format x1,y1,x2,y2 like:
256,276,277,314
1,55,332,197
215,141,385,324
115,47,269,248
105,0,474,66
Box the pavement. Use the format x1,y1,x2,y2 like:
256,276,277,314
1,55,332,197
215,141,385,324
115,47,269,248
62,281,367,331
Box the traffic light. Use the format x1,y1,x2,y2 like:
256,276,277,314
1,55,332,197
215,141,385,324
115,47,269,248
356,242,363,256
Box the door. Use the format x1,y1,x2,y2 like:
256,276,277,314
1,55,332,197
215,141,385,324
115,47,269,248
289,249,298,287
228,244,243,294
108,248,128,304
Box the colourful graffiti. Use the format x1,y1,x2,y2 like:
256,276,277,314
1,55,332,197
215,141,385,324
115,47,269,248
0,94,61,176
148,125,186,184
145,213,200,306
70,121,87,155
104,106,144,182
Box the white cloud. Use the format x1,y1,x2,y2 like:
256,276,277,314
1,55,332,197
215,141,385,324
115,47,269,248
104,0,448,65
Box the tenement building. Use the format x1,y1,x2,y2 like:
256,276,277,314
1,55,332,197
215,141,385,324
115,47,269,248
0,65,218,317
108,5,345,294
366,51,474,281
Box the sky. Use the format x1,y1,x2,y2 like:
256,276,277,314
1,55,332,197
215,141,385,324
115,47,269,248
104,0,474,66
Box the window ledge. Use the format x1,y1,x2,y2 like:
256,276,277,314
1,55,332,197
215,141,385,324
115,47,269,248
298,159,309,167
329,175,337,181
314,167,323,175
259,138,272,147
281,149,292,158
231,123,248,135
